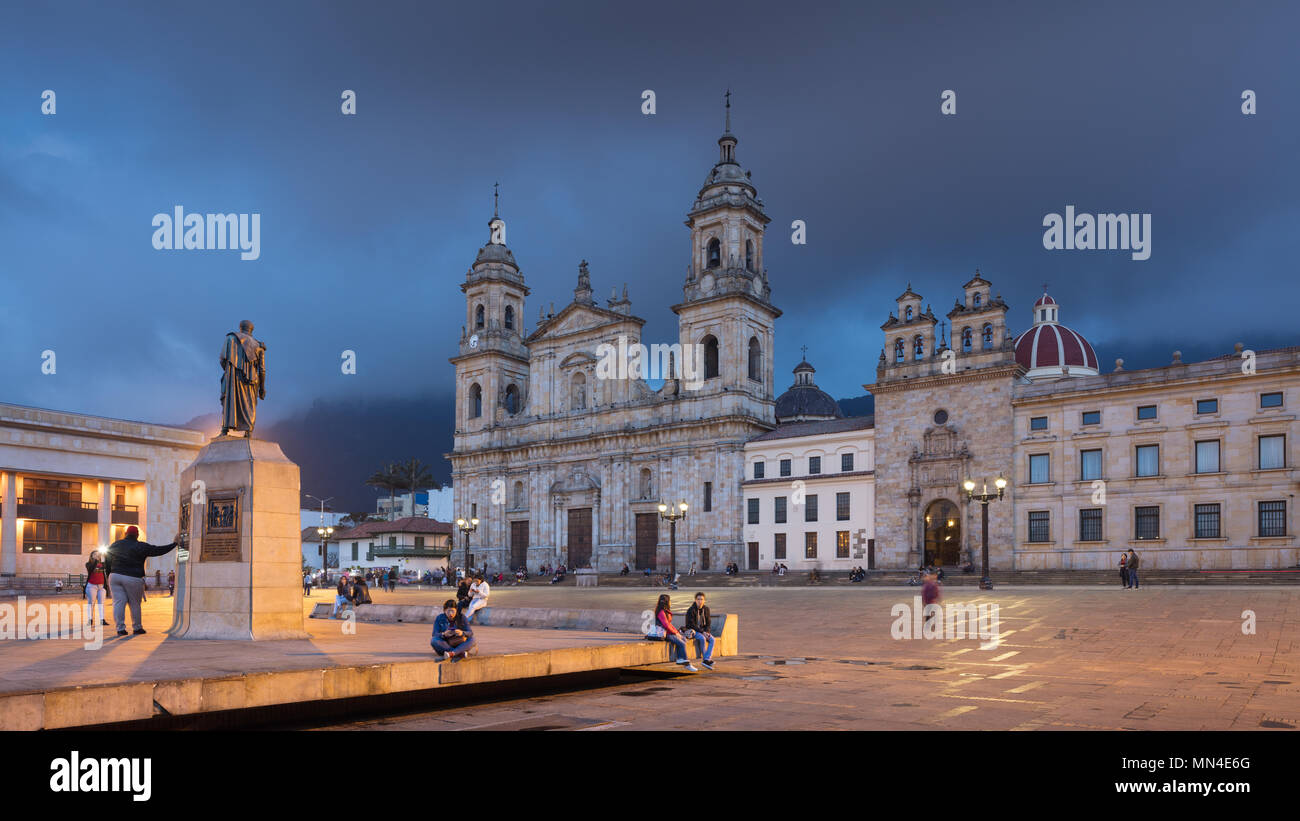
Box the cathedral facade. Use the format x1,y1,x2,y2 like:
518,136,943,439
447,108,780,573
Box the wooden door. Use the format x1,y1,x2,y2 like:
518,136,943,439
510,520,529,570
567,508,592,568
747,542,759,570
635,513,658,569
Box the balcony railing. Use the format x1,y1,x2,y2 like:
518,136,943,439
371,546,451,559
15,498,99,524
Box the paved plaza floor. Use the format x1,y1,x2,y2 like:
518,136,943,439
318,583,1299,731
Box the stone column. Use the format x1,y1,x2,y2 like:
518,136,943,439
1,471,16,576
98,480,112,549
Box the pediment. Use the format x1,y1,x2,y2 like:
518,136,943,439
526,302,643,344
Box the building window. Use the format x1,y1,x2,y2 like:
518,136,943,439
703,482,712,512
23,477,84,507
1195,440,1220,474
748,337,762,382
805,495,818,522
1080,448,1103,481
1196,398,1218,415
905,306,913,320
504,305,515,331
894,338,904,363
389,536,397,547
1259,500,1286,537
774,497,787,524
1259,435,1286,470
469,383,482,418
841,453,854,472
703,335,720,379
961,327,972,352
913,335,924,360
754,461,765,479
504,384,520,414
836,492,850,521
1029,453,1050,484
475,304,485,329
836,531,850,558
21,521,81,554
1081,410,1101,426
640,468,653,499
1079,509,1103,541
113,484,127,508
1136,404,1157,420
809,456,821,475
805,532,818,559
351,542,358,561
1135,444,1160,477
1030,416,1048,431
1261,392,1284,409
974,292,982,308
747,498,759,525
982,323,993,349
1027,511,1050,543
745,239,755,271
1135,506,1161,540
779,459,791,477
774,533,786,560
415,536,426,548
706,237,720,268
1194,503,1221,539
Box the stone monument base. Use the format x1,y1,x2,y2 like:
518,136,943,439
169,435,308,640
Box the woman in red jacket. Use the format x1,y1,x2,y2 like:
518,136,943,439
84,549,109,626
652,594,696,671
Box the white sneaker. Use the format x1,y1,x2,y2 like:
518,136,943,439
684,663,698,671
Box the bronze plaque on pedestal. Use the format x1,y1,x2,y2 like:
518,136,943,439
201,496,242,562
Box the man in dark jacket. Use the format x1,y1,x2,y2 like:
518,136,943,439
104,526,179,636
683,592,715,670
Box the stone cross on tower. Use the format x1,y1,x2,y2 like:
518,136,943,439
801,344,808,360
493,182,499,218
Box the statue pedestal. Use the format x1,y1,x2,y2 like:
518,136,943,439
169,435,309,640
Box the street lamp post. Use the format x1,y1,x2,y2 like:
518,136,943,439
455,515,479,572
962,476,1007,591
305,494,334,582
657,501,688,589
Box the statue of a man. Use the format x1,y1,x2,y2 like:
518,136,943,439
219,320,266,436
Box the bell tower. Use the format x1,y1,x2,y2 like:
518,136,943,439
673,92,780,421
451,188,531,432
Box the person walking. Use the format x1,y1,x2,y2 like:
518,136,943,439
303,571,312,596
1126,549,1141,589
104,526,180,636
167,569,175,597
683,592,715,670
430,599,475,661
648,594,696,671
387,567,398,593
1118,553,1129,589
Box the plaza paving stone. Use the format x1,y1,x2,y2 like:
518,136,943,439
313,583,1299,731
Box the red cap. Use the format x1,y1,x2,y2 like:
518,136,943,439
125,525,140,538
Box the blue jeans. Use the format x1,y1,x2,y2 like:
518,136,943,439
684,630,714,661
1129,569,1139,588
661,633,688,662
431,636,476,656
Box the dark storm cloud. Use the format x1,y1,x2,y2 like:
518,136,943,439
1,0,1297,499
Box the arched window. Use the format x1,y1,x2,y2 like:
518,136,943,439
913,335,924,360
748,337,762,381
504,305,515,331
973,292,982,308
982,323,994,349
745,240,755,272
894,338,904,363
504,383,519,415
469,383,482,418
570,372,587,410
961,327,973,353
474,304,485,329
905,306,913,321
640,468,653,499
703,335,720,379
513,481,525,508
707,238,721,269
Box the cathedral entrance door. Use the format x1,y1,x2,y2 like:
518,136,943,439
635,513,658,569
923,499,961,566
510,520,529,570
567,508,592,568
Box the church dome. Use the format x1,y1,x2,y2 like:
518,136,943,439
775,359,842,423
1015,291,1098,379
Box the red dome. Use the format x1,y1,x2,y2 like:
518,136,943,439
1033,293,1057,307
1015,323,1097,373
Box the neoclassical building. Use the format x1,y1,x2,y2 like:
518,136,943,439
448,103,781,573
871,275,1300,571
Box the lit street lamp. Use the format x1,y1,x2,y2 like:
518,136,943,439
305,493,335,582
962,475,1007,591
657,500,688,589
455,515,479,571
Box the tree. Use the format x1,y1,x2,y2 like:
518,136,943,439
398,458,441,516
342,511,372,528
366,463,403,521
